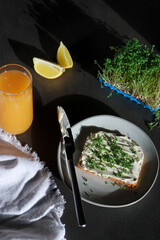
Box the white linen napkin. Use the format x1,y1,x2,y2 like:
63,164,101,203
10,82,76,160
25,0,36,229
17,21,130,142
0,129,66,240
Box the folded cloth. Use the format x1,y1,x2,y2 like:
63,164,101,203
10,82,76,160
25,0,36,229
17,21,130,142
0,129,66,240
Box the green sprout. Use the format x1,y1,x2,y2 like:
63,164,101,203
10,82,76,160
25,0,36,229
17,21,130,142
148,110,160,130
96,38,160,129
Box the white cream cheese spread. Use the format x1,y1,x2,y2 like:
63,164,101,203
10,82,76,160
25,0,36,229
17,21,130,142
78,131,144,187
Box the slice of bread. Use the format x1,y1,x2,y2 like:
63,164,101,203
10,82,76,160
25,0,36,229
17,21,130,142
77,131,144,188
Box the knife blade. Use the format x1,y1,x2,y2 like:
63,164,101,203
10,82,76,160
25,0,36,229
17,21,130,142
57,106,86,227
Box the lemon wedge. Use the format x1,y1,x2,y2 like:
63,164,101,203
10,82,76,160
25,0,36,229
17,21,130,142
57,41,73,69
33,57,65,79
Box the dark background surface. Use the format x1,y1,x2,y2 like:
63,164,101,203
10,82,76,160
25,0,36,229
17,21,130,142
0,0,160,239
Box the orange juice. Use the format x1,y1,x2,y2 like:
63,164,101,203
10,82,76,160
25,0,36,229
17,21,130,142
0,64,33,135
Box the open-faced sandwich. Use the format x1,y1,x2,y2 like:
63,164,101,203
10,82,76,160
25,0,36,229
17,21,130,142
77,131,144,188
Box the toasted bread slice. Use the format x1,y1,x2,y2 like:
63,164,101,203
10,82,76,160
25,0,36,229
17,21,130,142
77,131,144,188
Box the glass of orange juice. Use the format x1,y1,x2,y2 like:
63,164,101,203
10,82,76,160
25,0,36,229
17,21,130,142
0,64,33,135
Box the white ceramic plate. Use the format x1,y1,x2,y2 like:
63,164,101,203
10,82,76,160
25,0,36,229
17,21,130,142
57,115,159,207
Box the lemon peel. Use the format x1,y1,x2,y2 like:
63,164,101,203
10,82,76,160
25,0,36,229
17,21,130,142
57,41,73,69
33,57,65,79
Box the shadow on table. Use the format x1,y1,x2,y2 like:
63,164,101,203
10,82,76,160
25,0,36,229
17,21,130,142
26,0,123,77
8,39,48,69
30,94,119,179
104,0,160,49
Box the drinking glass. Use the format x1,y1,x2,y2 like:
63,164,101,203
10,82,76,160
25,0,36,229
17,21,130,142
0,64,33,135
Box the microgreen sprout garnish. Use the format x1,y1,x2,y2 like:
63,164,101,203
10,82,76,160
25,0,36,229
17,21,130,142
84,191,92,199
113,170,124,178
111,182,117,187
90,189,94,194
83,182,88,186
130,146,137,154
96,38,160,114
105,181,108,184
148,109,160,130
107,90,114,99
82,176,88,186
82,176,88,182
83,133,139,178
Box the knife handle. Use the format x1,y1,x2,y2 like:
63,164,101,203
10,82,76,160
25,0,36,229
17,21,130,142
69,160,86,227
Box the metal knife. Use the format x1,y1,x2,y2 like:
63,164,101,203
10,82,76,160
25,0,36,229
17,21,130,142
57,106,86,227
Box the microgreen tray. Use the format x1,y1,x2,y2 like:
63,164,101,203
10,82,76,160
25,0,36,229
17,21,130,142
99,78,159,112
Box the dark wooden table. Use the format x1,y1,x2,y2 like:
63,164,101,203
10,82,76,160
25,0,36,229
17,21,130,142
0,0,160,239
